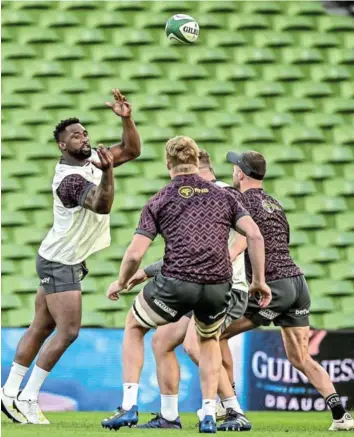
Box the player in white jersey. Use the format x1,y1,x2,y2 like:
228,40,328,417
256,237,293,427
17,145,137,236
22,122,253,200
1,89,141,425
105,150,252,431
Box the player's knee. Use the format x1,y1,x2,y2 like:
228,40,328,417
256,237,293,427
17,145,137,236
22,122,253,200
152,332,165,355
183,339,199,363
29,323,55,340
59,326,80,345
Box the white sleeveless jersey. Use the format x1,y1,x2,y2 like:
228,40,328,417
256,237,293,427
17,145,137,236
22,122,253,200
38,150,111,265
215,180,248,293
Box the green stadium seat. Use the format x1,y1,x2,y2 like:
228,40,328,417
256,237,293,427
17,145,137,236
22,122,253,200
2,94,27,109
5,310,34,328
11,1,52,9
2,44,37,59
227,97,265,113
2,178,21,193
178,95,219,111
2,211,29,227
2,125,33,141
181,127,226,143
323,313,354,330
289,231,310,247
324,98,354,114
4,78,44,94
344,164,354,181
46,78,88,95
3,161,41,177
230,14,270,31
274,179,316,197
330,263,354,280
243,2,281,14
297,247,340,264
66,28,105,45
189,48,229,64
208,31,247,47
31,94,74,111
131,179,165,196
328,48,354,66
115,195,147,212
29,61,65,78
333,126,354,145
136,126,174,143
196,81,236,96
263,65,304,82
344,34,354,49
204,112,245,128
32,210,54,229
305,196,347,214
1,143,12,159
300,32,340,48
140,47,181,63
135,13,170,29
265,146,305,163
41,10,79,27
136,145,159,161
87,12,127,28
341,297,354,313
151,1,192,12
85,295,127,312
341,82,354,98
311,297,335,314
275,97,315,113
2,260,17,275
73,62,114,79
81,311,106,328
305,113,344,128
283,48,323,64
287,213,327,230
113,29,153,46
157,111,197,128
293,82,333,98
45,45,85,61
246,82,285,97
311,65,351,82
287,2,325,15
253,112,294,128
88,261,118,277
2,244,35,260
298,263,325,279
324,180,354,198
3,193,51,212
236,47,276,64
58,0,99,9
277,197,297,212
119,63,162,80
2,10,34,26
1,62,19,77
197,14,226,30
232,126,274,144
319,16,354,32
264,164,286,179
1,27,13,42
217,65,257,81
2,294,22,311
313,146,353,164
294,163,335,181
309,280,353,297
199,1,238,13
169,64,209,81
274,16,315,31
109,213,129,229
316,230,354,248
283,125,325,145
147,79,187,96
110,311,128,329
254,31,294,48
19,27,60,44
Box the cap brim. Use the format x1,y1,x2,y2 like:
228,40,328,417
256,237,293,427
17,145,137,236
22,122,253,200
226,151,242,165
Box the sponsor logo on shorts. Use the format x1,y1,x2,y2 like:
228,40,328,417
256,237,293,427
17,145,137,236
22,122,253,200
178,186,209,199
153,299,177,317
259,309,280,320
77,270,84,281
295,308,310,316
40,277,50,284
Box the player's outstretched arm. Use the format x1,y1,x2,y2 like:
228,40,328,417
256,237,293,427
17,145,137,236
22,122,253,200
83,146,114,214
105,88,141,167
235,215,272,308
107,234,152,300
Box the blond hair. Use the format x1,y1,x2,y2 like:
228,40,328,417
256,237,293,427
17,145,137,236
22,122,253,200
165,136,199,174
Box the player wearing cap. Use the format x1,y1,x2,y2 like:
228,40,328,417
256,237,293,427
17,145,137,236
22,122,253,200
217,150,354,432
101,137,271,433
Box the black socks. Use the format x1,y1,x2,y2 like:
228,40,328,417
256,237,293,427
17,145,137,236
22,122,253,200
326,393,346,420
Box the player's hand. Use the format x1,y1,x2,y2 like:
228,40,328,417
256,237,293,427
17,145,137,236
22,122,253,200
105,89,132,118
91,145,114,172
106,280,126,301
249,281,272,309
126,269,149,291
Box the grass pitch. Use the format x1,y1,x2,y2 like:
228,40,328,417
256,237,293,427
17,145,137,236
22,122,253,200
2,411,337,437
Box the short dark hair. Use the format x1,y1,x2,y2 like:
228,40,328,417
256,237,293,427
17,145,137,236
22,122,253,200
243,151,266,177
198,149,212,167
53,117,80,143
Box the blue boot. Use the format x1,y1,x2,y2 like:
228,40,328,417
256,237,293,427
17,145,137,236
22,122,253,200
101,405,138,430
137,413,182,429
199,415,217,434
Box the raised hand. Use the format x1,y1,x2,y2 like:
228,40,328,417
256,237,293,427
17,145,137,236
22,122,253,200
91,144,114,172
106,280,125,301
105,88,132,118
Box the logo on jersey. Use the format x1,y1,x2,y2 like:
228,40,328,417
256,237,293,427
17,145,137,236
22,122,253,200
40,277,50,284
262,200,282,214
178,186,209,199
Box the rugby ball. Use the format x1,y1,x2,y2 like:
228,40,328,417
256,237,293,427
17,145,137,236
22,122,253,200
165,14,199,44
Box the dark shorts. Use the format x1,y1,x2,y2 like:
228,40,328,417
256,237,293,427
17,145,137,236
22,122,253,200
36,254,89,294
143,273,232,327
185,288,248,330
244,275,310,327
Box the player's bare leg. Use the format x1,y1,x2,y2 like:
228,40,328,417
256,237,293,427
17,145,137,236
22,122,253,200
281,326,354,431
14,290,81,424
1,287,55,424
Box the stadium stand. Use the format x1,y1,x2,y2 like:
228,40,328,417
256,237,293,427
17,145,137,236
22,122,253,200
2,1,353,329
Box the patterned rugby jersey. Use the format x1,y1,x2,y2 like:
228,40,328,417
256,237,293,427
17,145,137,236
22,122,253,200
242,188,302,283
136,174,249,284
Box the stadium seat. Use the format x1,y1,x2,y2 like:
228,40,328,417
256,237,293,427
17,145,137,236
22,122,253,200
344,164,354,181
2,44,37,60
287,213,327,230
197,14,226,30
298,263,325,279
309,279,353,297
333,126,354,145
265,146,305,163
1,63,19,78
189,48,229,64
2,294,22,311
275,97,315,113
2,125,33,141
217,65,257,81
289,231,310,247
243,2,281,15
341,82,354,98
274,16,315,31
58,0,99,10
323,313,354,330
181,127,226,143
230,14,270,31
40,10,79,27
310,297,335,314
208,31,247,47
274,180,316,197
66,28,106,45
204,112,245,128
254,31,294,48
227,97,265,113
316,231,354,248
199,1,238,13
282,125,325,145
232,126,274,144
2,178,21,193
305,196,347,214
236,47,276,64
277,197,296,212
324,98,354,114
300,32,340,48
313,146,353,164
297,247,340,264
293,82,333,98
87,12,127,28
2,244,35,260
304,113,344,128
283,48,323,64
287,2,325,15
341,297,354,313
2,10,34,26
330,263,354,280
5,310,34,328
294,163,335,180
246,81,285,97
319,16,354,32
324,180,354,197
311,65,351,82
45,45,85,61
81,311,106,328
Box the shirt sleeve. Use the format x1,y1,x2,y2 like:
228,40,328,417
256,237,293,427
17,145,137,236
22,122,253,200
135,202,159,241
56,174,95,208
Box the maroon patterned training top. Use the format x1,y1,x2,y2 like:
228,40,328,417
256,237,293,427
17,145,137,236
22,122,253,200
242,188,302,283
136,174,249,284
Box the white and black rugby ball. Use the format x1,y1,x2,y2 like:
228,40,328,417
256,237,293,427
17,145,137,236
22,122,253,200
165,14,199,44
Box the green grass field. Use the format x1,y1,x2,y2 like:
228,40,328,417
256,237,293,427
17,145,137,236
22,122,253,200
2,411,338,437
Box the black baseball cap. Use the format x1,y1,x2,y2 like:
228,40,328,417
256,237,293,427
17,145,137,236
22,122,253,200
226,151,266,180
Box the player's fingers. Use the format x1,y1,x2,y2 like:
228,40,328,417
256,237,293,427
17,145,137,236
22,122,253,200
91,160,102,169
114,89,123,101
97,148,109,167
105,101,114,108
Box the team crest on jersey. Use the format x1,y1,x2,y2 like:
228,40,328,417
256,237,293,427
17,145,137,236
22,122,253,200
262,200,281,213
179,186,194,198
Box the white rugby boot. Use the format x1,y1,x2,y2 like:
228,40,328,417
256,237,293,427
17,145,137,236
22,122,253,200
1,388,28,424
328,412,354,431
14,397,50,424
